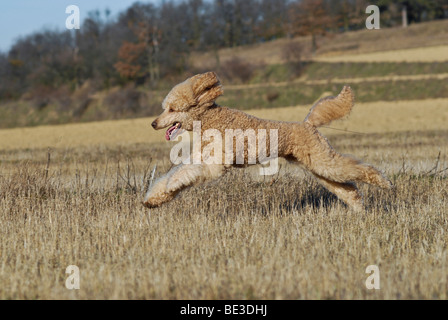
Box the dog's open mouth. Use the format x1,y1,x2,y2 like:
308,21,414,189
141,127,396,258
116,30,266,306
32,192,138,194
165,122,183,141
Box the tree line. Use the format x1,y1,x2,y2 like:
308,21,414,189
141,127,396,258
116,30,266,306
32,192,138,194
0,0,447,101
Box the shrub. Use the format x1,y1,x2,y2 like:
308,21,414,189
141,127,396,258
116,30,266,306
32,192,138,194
281,41,304,78
71,80,99,118
218,57,256,84
104,84,142,116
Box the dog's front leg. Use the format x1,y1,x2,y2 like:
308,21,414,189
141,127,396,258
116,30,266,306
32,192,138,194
143,163,225,208
142,165,181,208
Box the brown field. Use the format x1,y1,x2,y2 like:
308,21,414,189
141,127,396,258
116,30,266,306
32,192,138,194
1,98,447,151
1,96,448,299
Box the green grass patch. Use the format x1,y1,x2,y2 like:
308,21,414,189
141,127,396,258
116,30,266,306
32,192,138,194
250,64,299,84
242,61,448,84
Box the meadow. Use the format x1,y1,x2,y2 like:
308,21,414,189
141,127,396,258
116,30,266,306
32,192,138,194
0,97,447,299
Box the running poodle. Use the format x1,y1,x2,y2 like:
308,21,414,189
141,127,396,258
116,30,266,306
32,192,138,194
143,72,392,211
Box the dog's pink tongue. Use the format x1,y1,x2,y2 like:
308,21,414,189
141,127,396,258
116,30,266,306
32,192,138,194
165,125,175,140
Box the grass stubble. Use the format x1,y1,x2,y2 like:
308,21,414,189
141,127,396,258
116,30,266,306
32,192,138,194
0,129,447,300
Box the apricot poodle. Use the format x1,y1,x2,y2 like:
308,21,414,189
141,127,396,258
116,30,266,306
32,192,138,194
144,72,392,211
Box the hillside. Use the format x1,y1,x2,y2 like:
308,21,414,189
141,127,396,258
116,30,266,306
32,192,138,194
0,19,447,129
190,19,448,67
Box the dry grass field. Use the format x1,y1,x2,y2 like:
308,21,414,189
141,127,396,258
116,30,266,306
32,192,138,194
1,98,447,151
1,98,447,300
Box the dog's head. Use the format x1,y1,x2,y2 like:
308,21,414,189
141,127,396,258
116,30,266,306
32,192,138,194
151,72,223,140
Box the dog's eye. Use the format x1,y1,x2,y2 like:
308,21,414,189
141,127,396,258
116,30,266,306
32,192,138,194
168,108,173,113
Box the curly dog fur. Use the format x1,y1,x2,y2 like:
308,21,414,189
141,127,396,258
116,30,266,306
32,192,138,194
144,72,392,211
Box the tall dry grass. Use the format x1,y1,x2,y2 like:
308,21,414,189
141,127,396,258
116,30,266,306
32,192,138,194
0,129,447,299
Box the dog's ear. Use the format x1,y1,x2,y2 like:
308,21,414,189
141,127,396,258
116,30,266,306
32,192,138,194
191,72,224,106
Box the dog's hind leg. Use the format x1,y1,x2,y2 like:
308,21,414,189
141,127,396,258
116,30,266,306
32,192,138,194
312,173,364,211
319,153,392,189
300,147,392,190
143,163,225,208
290,126,392,190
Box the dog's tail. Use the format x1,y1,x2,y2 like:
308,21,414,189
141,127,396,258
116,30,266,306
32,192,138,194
304,86,355,127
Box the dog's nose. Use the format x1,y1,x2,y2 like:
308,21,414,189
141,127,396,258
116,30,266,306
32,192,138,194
151,120,157,129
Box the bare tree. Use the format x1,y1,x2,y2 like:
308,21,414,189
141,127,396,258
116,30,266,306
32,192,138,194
288,0,334,53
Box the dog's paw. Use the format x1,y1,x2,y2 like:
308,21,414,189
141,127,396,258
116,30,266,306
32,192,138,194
142,200,159,209
142,191,177,209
